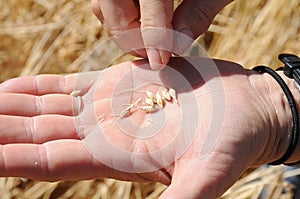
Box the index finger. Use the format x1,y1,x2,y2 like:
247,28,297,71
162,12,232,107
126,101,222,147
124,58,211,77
0,71,101,96
139,0,174,70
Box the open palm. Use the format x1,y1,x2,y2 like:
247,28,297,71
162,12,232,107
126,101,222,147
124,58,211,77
0,57,284,198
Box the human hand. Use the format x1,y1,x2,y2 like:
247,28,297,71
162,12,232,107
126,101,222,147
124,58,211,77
0,57,293,198
91,0,233,70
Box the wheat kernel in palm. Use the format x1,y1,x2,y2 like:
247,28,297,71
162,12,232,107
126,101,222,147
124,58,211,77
146,91,156,103
70,90,81,97
145,97,154,106
139,105,160,113
169,88,178,104
162,89,171,101
155,92,164,108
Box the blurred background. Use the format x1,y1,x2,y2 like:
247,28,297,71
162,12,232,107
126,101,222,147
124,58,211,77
0,0,299,198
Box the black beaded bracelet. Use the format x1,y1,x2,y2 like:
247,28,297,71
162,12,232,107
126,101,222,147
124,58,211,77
252,65,299,165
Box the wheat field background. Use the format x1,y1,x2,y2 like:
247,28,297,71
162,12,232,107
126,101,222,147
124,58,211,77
0,0,300,198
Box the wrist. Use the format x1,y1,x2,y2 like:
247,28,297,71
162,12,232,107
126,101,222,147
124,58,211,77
275,72,300,164
260,70,300,164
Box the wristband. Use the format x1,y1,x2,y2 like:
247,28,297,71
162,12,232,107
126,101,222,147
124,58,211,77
279,54,300,165
252,53,300,165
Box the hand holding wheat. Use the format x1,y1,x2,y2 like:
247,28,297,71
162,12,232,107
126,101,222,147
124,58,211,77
0,57,295,198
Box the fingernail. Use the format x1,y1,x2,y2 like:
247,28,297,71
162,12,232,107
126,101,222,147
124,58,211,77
160,50,171,65
173,28,194,55
147,48,164,70
135,49,147,58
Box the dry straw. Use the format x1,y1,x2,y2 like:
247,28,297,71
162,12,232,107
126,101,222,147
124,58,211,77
1,0,300,198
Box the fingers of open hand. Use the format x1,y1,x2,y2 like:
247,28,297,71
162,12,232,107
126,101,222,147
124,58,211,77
0,72,99,95
0,75,74,95
0,72,103,144
0,140,165,182
0,93,81,116
172,0,233,55
0,140,106,181
0,115,78,144
0,91,82,144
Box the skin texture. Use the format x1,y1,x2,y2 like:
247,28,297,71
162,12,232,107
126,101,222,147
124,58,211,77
90,0,233,70
0,57,296,198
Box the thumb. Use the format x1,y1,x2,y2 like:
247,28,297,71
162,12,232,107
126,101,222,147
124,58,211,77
159,154,249,199
139,0,174,70
172,0,234,55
